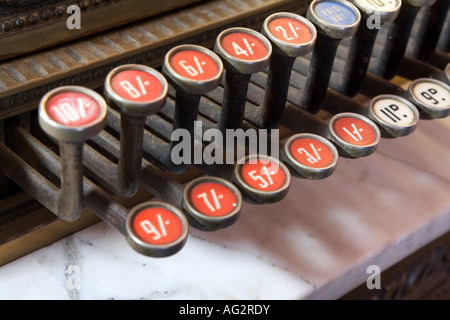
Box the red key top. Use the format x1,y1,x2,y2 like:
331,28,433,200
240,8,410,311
220,32,268,61
267,16,313,46
328,113,380,158
104,64,168,117
39,86,107,143
234,155,290,204
46,91,101,127
240,159,286,192
127,202,188,257
215,27,272,74
163,44,223,95
183,176,242,230
169,50,219,81
282,133,338,180
111,69,163,102
189,182,237,217
333,116,377,146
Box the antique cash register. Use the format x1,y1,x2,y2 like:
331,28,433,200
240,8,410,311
0,0,449,299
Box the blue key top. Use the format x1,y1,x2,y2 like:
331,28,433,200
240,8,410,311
314,0,357,26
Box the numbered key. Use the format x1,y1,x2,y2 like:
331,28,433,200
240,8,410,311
39,86,107,142
282,133,338,180
367,94,419,138
38,86,107,221
234,155,290,204
183,176,242,231
163,44,223,95
126,202,188,257
299,0,361,114
161,45,223,172
104,64,168,116
86,65,169,197
215,27,272,73
327,113,380,158
408,78,450,119
256,12,316,129
214,27,272,131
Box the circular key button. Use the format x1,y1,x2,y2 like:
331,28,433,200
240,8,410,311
368,94,419,137
350,0,401,23
307,0,361,39
214,27,272,74
104,65,168,117
126,202,188,257
39,86,107,143
408,78,450,118
234,155,290,204
183,176,242,230
262,12,317,57
170,50,220,80
162,44,223,94
282,133,338,179
328,113,380,158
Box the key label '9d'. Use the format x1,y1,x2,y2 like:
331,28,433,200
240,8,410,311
412,81,450,109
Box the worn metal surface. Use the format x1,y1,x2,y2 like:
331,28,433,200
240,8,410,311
0,0,205,61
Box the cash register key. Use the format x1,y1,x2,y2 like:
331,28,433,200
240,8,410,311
282,133,339,180
183,176,243,231
104,64,168,117
126,202,189,258
327,112,381,158
408,78,450,119
367,94,420,138
233,154,291,204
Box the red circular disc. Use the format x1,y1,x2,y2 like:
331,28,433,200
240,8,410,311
289,137,335,168
46,91,101,126
240,158,286,192
169,50,219,80
132,207,184,245
268,17,312,45
189,182,238,217
111,70,163,102
333,117,377,146
220,32,268,61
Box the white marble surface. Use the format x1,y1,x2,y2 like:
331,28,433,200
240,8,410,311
0,116,449,300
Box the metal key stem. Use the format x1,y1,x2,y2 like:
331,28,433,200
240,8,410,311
373,0,436,80
332,0,401,97
299,0,360,114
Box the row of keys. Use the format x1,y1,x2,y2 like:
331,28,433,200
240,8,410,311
2,0,448,258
